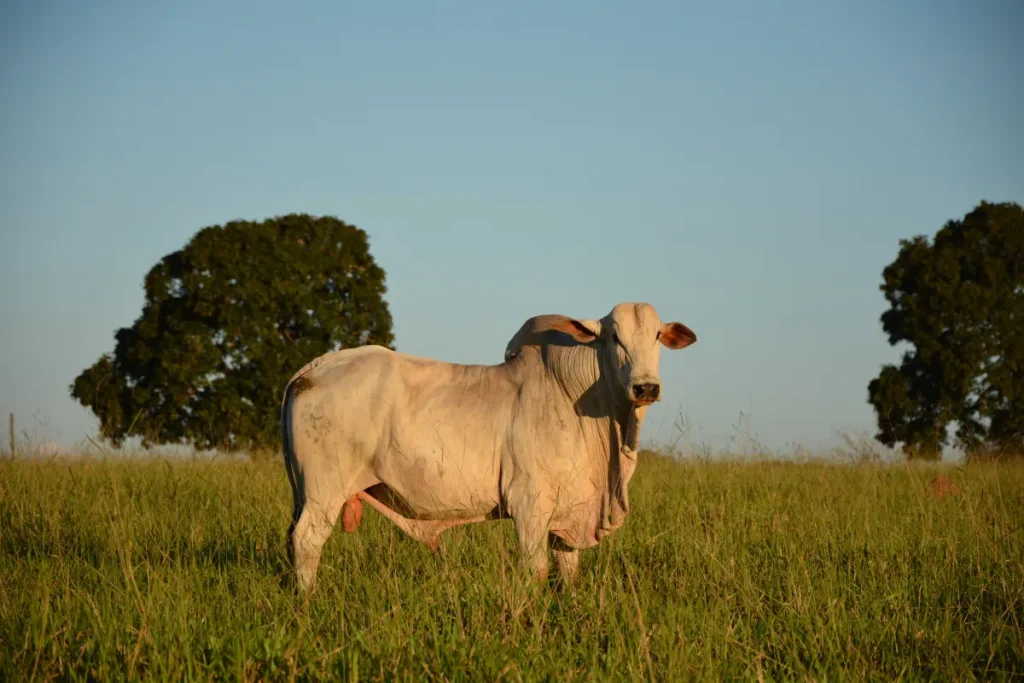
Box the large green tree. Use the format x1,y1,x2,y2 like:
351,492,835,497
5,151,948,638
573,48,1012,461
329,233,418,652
71,214,394,451
868,201,1024,460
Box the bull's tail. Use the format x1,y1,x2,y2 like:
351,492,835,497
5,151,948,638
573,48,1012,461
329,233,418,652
280,373,314,569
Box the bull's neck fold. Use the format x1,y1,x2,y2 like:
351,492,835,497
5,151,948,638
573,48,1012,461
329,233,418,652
536,341,638,536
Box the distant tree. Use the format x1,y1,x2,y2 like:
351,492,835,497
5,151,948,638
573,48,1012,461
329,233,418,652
71,214,394,451
868,201,1023,460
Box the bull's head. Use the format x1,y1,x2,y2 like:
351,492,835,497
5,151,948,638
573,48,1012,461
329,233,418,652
551,302,696,407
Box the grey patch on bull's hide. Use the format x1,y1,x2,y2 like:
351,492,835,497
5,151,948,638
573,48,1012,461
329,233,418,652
412,456,429,486
300,402,330,443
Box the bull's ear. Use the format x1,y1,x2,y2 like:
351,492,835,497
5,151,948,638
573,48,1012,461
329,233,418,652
552,318,602,343
659,322,696,349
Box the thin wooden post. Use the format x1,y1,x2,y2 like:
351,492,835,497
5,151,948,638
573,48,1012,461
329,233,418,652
8,413,14,459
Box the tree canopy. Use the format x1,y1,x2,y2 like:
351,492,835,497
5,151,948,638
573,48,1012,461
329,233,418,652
868,201,1023,460
71,214,394,451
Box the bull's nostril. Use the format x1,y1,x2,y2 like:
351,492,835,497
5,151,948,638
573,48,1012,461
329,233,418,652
632,383,659,401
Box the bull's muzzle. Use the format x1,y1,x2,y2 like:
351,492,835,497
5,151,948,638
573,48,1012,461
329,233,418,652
630,382,660,404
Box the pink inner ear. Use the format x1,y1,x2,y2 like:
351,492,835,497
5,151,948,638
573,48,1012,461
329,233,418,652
661,322,696,349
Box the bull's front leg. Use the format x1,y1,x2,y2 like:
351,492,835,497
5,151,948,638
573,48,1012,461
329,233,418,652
552,547,580,586
513,510,551,582
505,478,552,582
547,532,580,586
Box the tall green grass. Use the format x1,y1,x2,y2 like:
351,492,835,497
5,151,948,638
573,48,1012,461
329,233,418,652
1,452,1021,681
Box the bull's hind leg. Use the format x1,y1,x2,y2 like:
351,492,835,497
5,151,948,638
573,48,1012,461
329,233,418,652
289,465,380,594
290,487,347,594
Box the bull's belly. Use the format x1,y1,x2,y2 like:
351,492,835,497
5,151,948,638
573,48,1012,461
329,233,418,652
372,444,500,521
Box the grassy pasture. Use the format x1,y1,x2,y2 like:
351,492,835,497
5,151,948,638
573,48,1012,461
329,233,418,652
1,451,1022,681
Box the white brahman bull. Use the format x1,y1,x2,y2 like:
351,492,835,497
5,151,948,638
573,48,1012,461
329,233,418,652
281,302,696,592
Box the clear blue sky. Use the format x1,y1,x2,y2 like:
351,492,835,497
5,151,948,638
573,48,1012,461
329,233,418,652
1,0,1021,454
